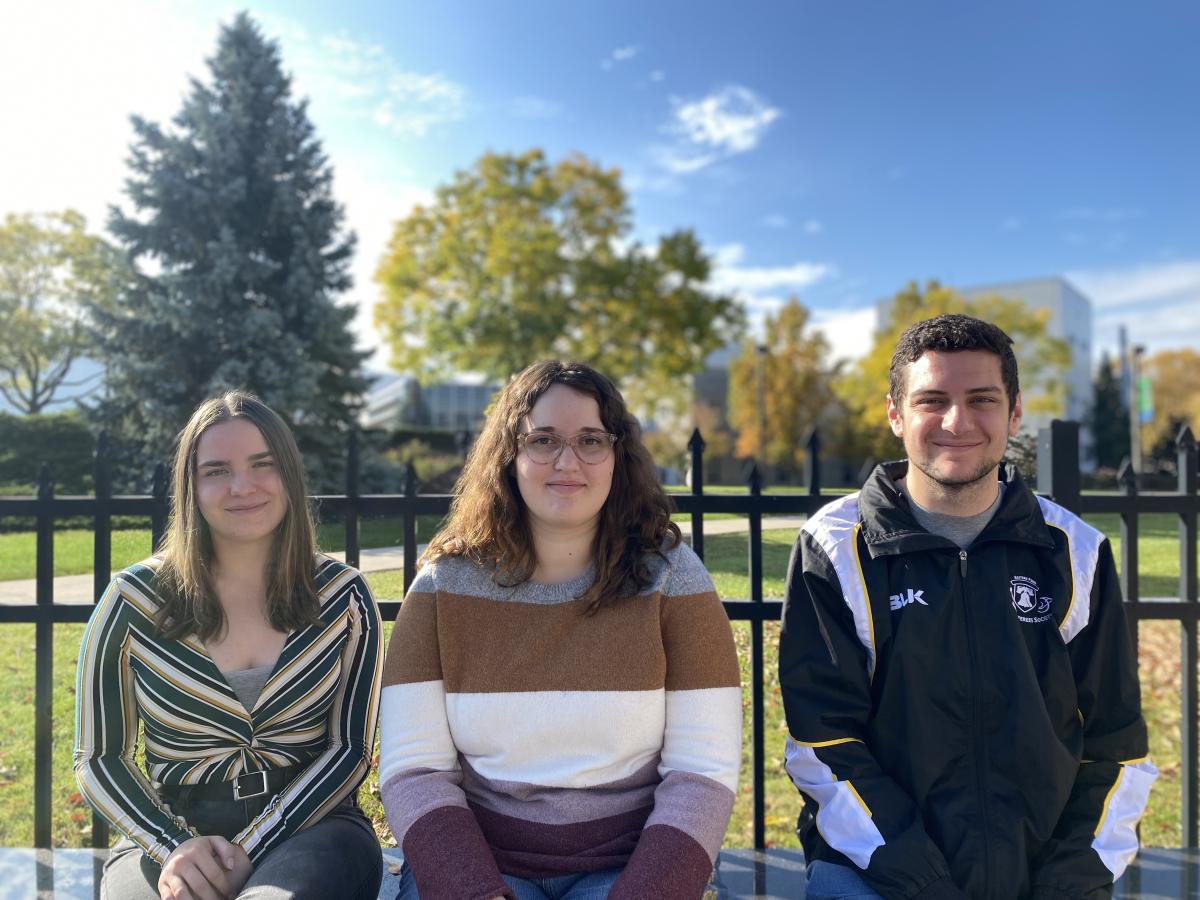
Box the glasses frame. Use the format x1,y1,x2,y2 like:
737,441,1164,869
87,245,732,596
517,430,619,465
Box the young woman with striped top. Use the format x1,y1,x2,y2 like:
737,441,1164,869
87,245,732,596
75,391,383,900
380,361,742,900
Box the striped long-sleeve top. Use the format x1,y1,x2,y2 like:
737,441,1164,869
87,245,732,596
74,555,382,865
379,541,742,900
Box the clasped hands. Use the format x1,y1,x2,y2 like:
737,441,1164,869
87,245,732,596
158,836,253,900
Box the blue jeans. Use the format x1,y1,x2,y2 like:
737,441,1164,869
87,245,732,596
395,863,619,900
396,861,728,899
805,860,884,900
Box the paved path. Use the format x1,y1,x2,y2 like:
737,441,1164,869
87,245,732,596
0,516,811,605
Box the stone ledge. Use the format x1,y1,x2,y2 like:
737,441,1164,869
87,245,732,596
1,846,1190,898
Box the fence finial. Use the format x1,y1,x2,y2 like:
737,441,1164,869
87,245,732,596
404,461,419,497
152,463,168,501
1178,424,1197,451
94,432,112,499
747,461,762,495
345,427,360,499
1117,457,1137,492
687,428,705,453
804,428,821,496
36,463,53,500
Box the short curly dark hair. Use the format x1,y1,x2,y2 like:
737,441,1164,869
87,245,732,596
888,314,1019,411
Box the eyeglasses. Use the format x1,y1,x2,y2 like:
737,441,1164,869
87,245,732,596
518,431,618,465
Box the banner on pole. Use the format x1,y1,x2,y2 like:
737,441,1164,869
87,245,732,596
1138,375,1154,425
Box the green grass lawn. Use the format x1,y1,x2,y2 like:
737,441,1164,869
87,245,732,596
0,517,1195,849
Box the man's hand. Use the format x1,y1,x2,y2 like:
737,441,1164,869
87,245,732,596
157,836,251,900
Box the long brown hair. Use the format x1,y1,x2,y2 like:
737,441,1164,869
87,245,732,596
154,391,320,640
424,360,680,612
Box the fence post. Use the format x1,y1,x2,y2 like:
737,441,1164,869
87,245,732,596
92,435,113,849
1179,425,1199,848
344,429,360,570
1180,425,1198,605
93,432,112,602
34,464,54,850
403,463,419,596
688,428,705,561
1037,420,1081,512
1117,459,1140,605
804,428,821,496
746,462,766,854
150,463,168,552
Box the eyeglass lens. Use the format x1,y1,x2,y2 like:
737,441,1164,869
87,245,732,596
523,432,613,463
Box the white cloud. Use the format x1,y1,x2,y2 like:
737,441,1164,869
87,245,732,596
1068,261,1200,309
649,69,665,82
803,219,823,235
510,95,564,119
333,168,435,368
673,85,780,154
290,30,465,137
709,242,833,294
0,1,214,229
1068,260,1200,356
810,306,880,364
652,85,780,177
762,214,788,228
601,45,639,70
706,241,856,364
727,298,872,367
652,147,719,175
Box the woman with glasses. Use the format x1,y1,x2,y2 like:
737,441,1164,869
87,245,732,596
380,360,741,900
75,391,383,900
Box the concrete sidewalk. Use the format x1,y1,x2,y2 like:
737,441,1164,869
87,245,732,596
0,516,810,605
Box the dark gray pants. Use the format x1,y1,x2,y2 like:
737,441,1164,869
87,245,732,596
101,796,382,900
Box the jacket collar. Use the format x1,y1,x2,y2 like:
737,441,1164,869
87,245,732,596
858,460,1056,557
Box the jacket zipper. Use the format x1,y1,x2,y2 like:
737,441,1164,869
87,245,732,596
959,549,992,894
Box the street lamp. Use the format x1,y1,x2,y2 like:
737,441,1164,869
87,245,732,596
1128,343,1145,478
756,343,767,469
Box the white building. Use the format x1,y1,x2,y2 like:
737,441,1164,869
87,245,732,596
360,372,498,431
958,276,1093,430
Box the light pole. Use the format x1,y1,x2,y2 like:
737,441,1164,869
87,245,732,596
756,343,767,469
1128,343,1145,479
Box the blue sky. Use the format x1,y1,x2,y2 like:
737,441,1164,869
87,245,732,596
2,0,1197,374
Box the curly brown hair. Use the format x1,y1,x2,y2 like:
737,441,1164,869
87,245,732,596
423,360,681,612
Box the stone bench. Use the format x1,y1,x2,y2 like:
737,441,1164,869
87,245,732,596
1,846,1191,898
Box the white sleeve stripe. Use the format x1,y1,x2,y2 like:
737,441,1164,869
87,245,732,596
802,494,876,680
1036,497,1104,644
1092,758,1158,879
784,736,884,868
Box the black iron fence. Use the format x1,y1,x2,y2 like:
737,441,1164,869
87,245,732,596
1,421,1197,857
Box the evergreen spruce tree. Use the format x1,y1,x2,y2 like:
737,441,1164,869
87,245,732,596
90,13,366,488
1087,352,1130,470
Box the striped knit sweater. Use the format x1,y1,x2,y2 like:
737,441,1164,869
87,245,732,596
74,556,382,865
379,541,741,900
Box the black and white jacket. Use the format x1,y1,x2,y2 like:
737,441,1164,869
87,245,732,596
780,462,1155,900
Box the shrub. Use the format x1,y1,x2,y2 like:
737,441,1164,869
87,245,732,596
0,410,94,493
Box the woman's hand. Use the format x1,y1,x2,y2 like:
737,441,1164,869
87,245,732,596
157,836,251,900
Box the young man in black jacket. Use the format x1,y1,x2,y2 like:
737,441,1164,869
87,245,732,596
780,314,1155,900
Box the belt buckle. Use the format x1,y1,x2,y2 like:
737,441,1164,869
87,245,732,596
233,770,268,800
